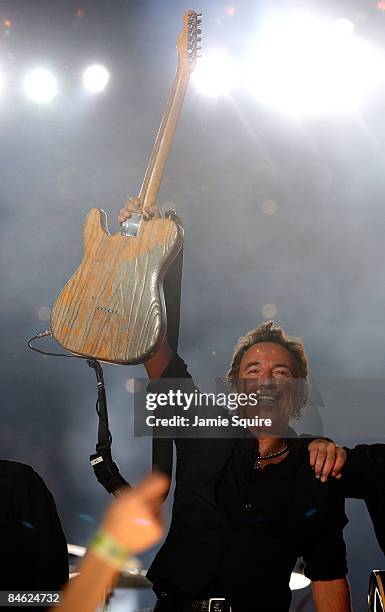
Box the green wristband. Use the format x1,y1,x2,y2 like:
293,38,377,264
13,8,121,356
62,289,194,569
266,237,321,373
90,528,132,570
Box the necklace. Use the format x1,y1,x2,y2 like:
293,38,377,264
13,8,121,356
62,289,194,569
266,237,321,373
253,444,289,471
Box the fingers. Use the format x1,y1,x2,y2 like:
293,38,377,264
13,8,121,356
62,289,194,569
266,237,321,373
134,472,170,505
101,472,169,552
118,196,141,225
309,446,318,468
142,205,160,220
118,198,160,224
118,210,129,224
319,449,336,483
308,440,346,483
313,448,327,481
331,447,346,479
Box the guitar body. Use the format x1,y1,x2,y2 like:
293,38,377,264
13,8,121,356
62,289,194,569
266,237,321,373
51,207,183,364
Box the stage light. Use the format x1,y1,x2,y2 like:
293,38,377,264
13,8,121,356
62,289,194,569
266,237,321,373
82,64,110,93
23,69,58,104
333,17,355,35
261,199,278,215
261,304,277,318
247,13,385,115
192,49,237,97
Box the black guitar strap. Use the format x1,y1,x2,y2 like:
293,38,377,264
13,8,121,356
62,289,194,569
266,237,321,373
88,359,130,495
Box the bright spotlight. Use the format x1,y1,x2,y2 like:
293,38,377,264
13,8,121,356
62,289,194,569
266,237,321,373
23,69,58,104
83,65,110,93
247,13,385,115
192,49,237,97
333,17,355,35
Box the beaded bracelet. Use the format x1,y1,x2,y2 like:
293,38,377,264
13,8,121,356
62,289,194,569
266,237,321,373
90,528,132,570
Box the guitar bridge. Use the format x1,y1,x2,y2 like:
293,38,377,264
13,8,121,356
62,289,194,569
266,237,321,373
120,212,142,237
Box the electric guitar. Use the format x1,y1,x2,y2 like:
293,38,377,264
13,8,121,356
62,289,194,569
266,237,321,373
50,11,201,364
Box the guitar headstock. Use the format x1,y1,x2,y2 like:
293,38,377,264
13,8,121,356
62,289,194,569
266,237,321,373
176,10,202,72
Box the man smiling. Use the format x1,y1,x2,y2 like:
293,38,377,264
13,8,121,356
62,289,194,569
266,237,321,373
119,200,350,612
143,322,351,612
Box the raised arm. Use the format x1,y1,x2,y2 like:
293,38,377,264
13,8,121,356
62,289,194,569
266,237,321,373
144,338,173,379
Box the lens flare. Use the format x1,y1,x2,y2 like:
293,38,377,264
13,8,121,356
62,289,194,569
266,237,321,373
82,64,110,93
192,49,237,97
23,69,58,104
247,13,385,115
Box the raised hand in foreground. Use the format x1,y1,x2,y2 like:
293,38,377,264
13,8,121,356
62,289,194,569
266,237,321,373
53,473,169,612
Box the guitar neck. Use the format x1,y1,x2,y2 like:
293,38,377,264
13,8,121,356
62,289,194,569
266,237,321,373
139,65,191,212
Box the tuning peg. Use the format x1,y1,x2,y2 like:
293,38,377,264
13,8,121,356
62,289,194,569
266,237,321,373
197,29,202,34
197,37,202,42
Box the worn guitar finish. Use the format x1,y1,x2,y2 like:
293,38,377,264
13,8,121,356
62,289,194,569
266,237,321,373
51,208,182,363
50,11,200,363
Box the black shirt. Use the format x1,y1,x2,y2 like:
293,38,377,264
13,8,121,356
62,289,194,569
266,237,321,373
0,461,68,594
209,435,347,608
343,443,385,555
147,355,348,610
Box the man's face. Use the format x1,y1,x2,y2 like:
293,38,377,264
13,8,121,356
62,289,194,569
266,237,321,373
238,342,299,433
